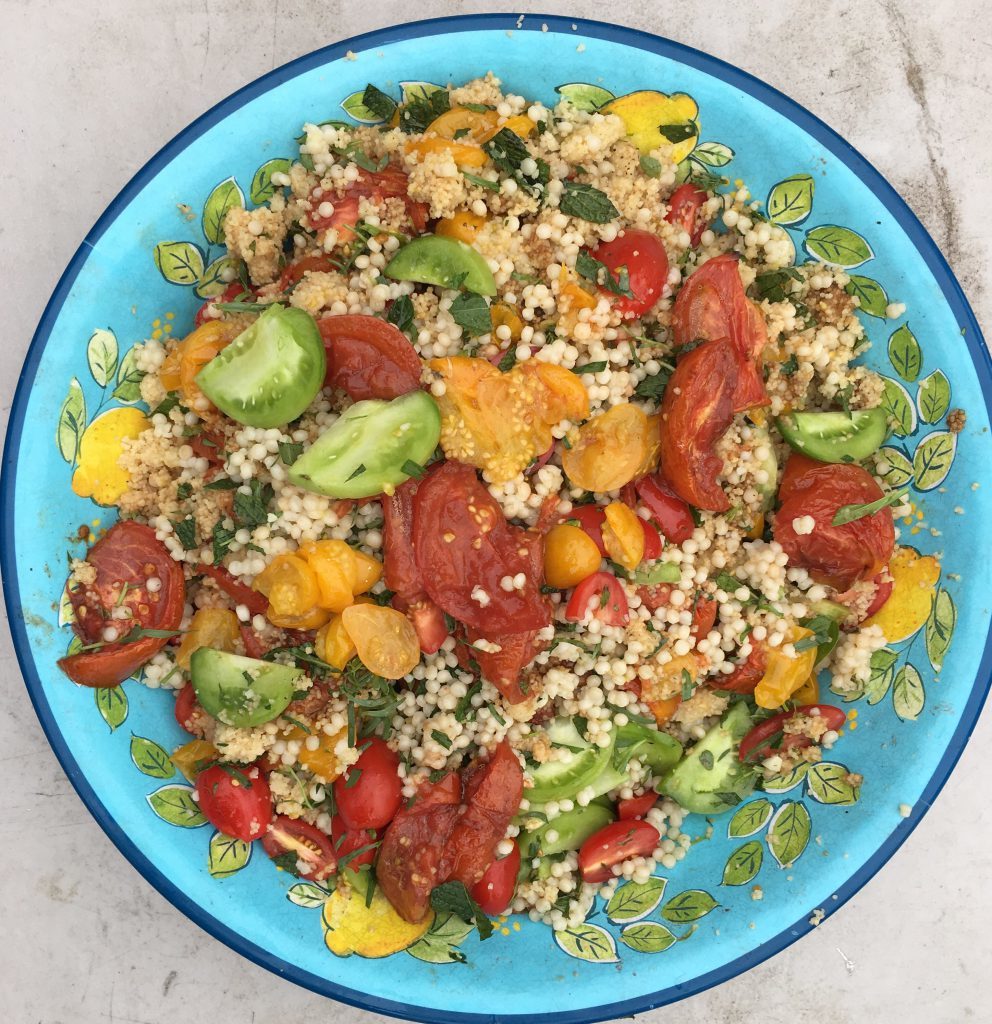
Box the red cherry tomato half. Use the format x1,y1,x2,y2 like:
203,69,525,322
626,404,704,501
635,474,695,543
194,283,245,327
564,505,608,557
617,792,659,820
639,519,663,562
318,314,423,401
665,183,708,246
565,572,630,626
174,682,200,735
738,704,848,763
578,819,661,883
471,841,521,915
195,763,272,843
261,814,337,881
862,572,894,620
588,229,670,319
333,737,403,831
393,594,448,655
330,815,377,874
276,254,339,293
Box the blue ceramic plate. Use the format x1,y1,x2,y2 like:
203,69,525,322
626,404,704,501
4,14,990,1024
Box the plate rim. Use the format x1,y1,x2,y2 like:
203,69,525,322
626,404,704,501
3,13,991,1023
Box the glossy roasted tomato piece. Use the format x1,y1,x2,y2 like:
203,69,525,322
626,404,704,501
773,454,896,590
471,840,521,915
543,523,603,589
617,791,659,820
333,737,403,831
199,563,268,617
665,183,708,246
261,814,337,881
639,519,663,561
330,815,377,873
466,626,548,705
412,462,551,635
861,571,894,621
276,254,339,292
588,229,669,318
565,571,630,626
309,165,428,241
714,643,768,694
318,315,423,401
564,505,609,556
634,473,695,543
578,819,661,883
691,593,718,638
195,763,272,843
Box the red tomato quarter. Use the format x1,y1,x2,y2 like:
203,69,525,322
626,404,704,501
318,314,423,401
635,473,695,543
665,183,708,246
618,791,659,820
739,704,847,763
333,737,403,831
471,841,521,915
195,763,272,843
330,815,378,874
309,165,428,241
565,572,630,626
578,820,661,883
588,229,669,319
194,283,245,327
262,815,337,881
564,504,608,556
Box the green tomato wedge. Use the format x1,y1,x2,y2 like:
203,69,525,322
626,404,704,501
190,648,301,727
287,390,441,499
196,305,326,428
383,235,497,296
776,408,888,463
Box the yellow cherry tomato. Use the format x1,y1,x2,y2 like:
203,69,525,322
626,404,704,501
406,137,489,167
425,107,500,142
160,320,240,412
746,512,766,541
349,549,383,596
436,211,488,246
646,694,681,726
561,403,653,493
753,626,818,709
791,672,820,706
298,540,357,613
558,270,598,313
253,553,325,627
543,524,603,588
280,724,348,782
171,739,218,781
315,613,357,670
341,603,420,680
501,114,536,138
175,607,240,670
491,301,524,341
641,652,707,725
632,413,662,479
603,502,646,571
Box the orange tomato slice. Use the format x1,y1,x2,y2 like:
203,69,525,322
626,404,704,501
341,603,420,679
562,403,653,493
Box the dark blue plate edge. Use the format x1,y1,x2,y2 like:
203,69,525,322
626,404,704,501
2,13,990,1024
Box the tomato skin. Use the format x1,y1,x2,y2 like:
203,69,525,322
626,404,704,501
862,572,894,621
658,338,737,512
774,454,896,590
333,737,403,831
565,572,630,626
471,841,521,915
199,563,268,617
617,791,658,820
318,315,423,401
309,165,427,241
194,283,244,327
640,519,663,561
277,254,339,292
691,594,717,638
738,704,847,763
565,505,608,556
412,462,551,635
578,820,661,883
195,763,272,843
467,627,547,705
261,814,336,881
588,229,669,318
635,474,695,543
330,815,377,874
716,643,768,694
393,595,448,655
665,183,707,246
174,682,203,735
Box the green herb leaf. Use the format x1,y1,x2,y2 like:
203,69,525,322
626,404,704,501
176,482,193,501
559,181,619,223
483,128,530,174
399,88,451,134
430,881,494,940
233,479,274,529
401,459,427,479
212,524,236,564
386,293,415,334
832,490,906,526
449,292,492,336
572,361,607,375
278,441,303,466
639,154,662,178
462,171,500,191
574,249,633,298
431,729,453,750
634,372,670,402
172,517,197,550
361,83,398,122
780,353,799,376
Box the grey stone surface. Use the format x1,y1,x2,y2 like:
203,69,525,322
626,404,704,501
1,1,989,1021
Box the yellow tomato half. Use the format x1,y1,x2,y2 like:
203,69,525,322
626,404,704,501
435,211,488,246
175,607,240,670
171,739,219,781
544,524,602,588
253,553,327,628
341,603,420,680
753,626,818,709
603,502,646,570
561,403,653,493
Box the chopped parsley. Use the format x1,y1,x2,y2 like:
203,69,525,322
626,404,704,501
211,524,236,564
386,293,415,334
780,353,799,376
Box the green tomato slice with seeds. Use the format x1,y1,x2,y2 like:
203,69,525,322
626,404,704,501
776,408,888,463
383,235,497,296
287,390,441,499
196,305,326,428
190,648,302,727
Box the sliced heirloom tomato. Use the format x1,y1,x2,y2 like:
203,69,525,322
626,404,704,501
738,704,848,763
318,314,423,401
562,403,654,493
470,840,521,915
774,453,896,590
333,737,403,831
565,572,630,627
578,820,661,883
58,521,185,688
665,183,708,246
262,815,337,881
634,473,695,543
587,228,669,319
195,762,272,843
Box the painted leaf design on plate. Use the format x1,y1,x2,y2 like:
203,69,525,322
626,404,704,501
913,431,956,491
806,762,860,805
146,784,208,828
340,90,388,124
766,800,811,867
691,141,734,167
208,831,252,878
865,647,898,705
56,377,86,464
722,841,763,886
58,584,75,627
804,225,874,268
660,889,718,923
129,735,175,779
555,82,615,112
917,370,951,424
111,347,146,404
154,241,206,286
250,157,292,205
202,177,245,245
400,81,445,104
887,324,923,383
877,446,915,488
95,685,128,731
728,798,773,838
926,587,956,671
407,911,474,964
892,663,925,721
762,763,809,793
86,328,119,388
844,275,889,318
619,921,678,953
881,377,918,437
553,922,619,963
196,255,240,299
766,174,814,226
287,881,330,908
605,877,666,923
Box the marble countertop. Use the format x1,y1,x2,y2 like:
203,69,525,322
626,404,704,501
2,2,989,1022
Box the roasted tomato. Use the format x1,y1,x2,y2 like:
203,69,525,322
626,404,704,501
715,643,769,694
333,737,403,831
658,338,737,511
261,815,337,881
199,563,268,617
665,183,708,246
58,521,185,687
738,704,848,763
562,403,655,493
318,315,423,401
564,505,609,556
774,453,896,590
276,254,339,292
634,473,695,543
429,356,589,484
617,791,659,820
587,228,670,319
412,462,551,635
308,164,428,242
470,840,520,915
466,626,548,704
